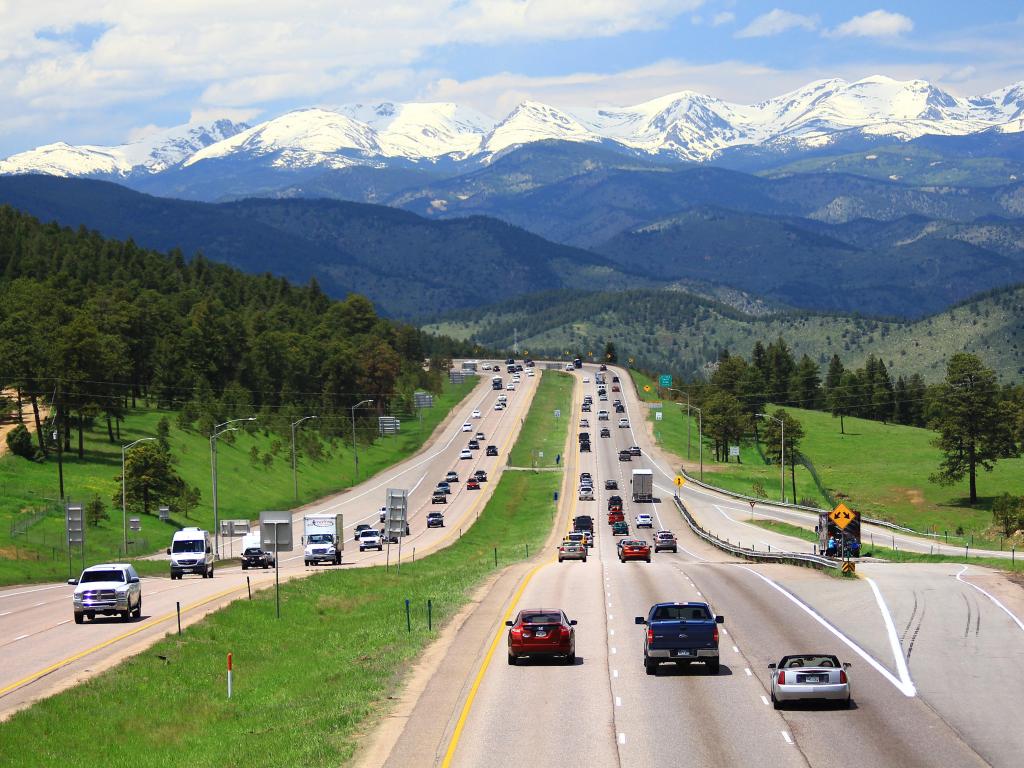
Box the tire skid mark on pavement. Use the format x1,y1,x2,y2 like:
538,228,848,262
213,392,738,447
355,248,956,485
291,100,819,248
955,566,1024,634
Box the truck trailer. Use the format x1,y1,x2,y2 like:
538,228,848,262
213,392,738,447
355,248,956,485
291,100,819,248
631,469,653,503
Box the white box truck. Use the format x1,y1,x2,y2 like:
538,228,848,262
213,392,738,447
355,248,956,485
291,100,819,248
167,527,215,579
303,513,344,566
631,469,654,503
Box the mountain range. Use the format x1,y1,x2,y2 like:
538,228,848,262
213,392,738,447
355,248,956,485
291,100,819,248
2,75,1024,193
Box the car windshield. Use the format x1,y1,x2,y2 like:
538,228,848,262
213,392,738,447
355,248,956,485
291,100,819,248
652,605,711,621
523,613,562,624
307,534,333,544
172,539,205,553
780,655,841,668
80,569,126,583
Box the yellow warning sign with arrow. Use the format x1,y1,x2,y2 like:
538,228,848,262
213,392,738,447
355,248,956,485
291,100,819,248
829,502,857,530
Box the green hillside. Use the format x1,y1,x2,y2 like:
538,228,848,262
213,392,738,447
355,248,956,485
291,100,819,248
424,285,1024,383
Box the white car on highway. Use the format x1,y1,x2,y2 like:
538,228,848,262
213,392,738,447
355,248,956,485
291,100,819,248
578,485,595,501
618,418,629,428
459,449,472,459
635,513,654,528
769,654,852,709
471,409,481,418
507,383,516,391
462,422,472,431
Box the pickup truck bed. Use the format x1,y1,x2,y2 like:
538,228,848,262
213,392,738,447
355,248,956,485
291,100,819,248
636,602,724,675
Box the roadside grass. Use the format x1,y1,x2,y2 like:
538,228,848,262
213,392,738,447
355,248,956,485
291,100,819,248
0,369,575,766
507,372,574,468
628,369,661,402
751,519,1024,574
0,379,477,586
640,391,1023,548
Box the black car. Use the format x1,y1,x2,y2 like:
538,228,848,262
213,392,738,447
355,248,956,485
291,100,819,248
605,479,618,490
468,439,480,450
241,546,275,569
486,445,498,456
629,445,641,456
427,512,445,528
474,469,488,482
615,405,625,413
573,515,594,532
580,441,591,452
432,492,447,504
618,449,631,461
578,432,590,443
582,404,591,412
612,376,620,383
600,428,611,438
608,495,623,510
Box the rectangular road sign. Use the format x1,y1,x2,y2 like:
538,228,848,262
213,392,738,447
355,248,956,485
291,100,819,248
386,488,408,538
729,446,740,457
659,374,673,387
259,511,294,552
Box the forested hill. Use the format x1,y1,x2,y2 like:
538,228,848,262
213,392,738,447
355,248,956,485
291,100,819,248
0,174,633,318
0,205,471,454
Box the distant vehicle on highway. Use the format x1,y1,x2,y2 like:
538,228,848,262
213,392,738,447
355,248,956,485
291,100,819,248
618,417,630,428
618,449,632,461
167,527,214,580
635,513,654,528
629,445,641,456
427,511,445,528
303,514,344,566
573,515,594,532
486,445,498,456
445,471,459,483
436,481,451,494
617,539,651,563
636,602,724,675
357,529,383,551
240,531,275,569
653,531,678,553
69,563,142,623
432,491,447,504
459,449,472,459
605,479,618,490
506,382,516,391
462,422,472,432
612,520,629,536
466,478,481,490
507,609,577,665
600,427,611,438
473,469,488,482
468,439,480,450
578,485,594,501
580,440,591,452
769,655,852,709
354,523,373,538
558,541,587,563
471,409,482,418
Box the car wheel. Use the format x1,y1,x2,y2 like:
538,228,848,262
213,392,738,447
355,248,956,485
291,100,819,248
582,557,587,563
646,557,651,563
209,567,214,578
74,612,84,624
507,651,517,666
844,697,852,709
644,658,657,675
263,563,269,569
121,609,131,622
241,562,248,570
707,658,720,675
772,693,782,710
133,597,142,618
558,557,563,563
304,560,311,566
565,650,576,665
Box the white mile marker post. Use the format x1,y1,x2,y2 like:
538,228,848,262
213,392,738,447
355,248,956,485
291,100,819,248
227,652,233,699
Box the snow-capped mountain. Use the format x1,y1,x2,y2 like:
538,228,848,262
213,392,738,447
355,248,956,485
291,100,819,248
0,119,247,177
2,76,1023,181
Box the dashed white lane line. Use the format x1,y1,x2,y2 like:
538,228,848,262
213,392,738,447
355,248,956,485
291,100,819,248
761,695,770,706
611,647,617,654
721,628,728,636
696,591,702,597
615,696,622,707
618,733,626,745
744,668,752,676
33,601,46,607
609,628,615,636
781,732,793,745
732,645,739,653
607,602,612,608
14,634,29,641
608,614,614,620
613,669,619,678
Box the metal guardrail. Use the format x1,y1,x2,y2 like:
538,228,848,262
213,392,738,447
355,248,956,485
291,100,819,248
676,467,941,539
672,495,839,570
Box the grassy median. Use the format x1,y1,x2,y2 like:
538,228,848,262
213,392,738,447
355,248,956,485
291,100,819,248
0,374,573,767
508,371,574,468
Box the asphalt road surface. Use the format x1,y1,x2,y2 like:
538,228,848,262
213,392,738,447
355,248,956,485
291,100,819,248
0,367,540,718
381,365,1024,768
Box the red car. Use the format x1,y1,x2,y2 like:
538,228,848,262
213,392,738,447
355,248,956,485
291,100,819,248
618,539,652,563
506,609,577,665
466,478,481,490
608,510,625,525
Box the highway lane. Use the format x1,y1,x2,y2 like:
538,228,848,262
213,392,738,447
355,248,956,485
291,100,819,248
0,365,540,718
426,365,1009,768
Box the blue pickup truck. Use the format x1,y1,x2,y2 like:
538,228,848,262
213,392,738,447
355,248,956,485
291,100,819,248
635,602,724,675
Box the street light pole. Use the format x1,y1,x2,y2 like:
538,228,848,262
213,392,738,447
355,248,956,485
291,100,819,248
121,437,156,555
351,399,374,481
756,413,785,504
291,415,318,502
673,401,702,480
211,417,256,558
668,387,690,459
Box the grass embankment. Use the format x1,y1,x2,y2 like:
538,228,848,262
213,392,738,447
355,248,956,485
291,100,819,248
0,371,575,766
507,372,574,468
630,370,1024,548
0,379,477,586
751,519,1023,573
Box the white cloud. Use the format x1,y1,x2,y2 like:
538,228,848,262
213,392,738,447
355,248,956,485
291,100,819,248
735,9,817,39
829,9,913,38
711,12,735,27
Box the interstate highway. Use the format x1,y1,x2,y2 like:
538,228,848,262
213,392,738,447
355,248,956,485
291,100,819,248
378,365,1024,768
0,367,539,718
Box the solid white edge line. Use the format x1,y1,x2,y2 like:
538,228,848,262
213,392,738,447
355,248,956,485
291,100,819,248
744,668,752,676
956,566,1024,633
738,565,916,697
865,577,914,691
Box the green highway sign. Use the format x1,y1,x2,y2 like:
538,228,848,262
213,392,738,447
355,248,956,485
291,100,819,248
658,374,673,387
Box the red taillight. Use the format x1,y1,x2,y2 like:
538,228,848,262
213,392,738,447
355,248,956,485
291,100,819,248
561,625,572,637
839,670,848,684
510,626,522,639
647,628,654,644
712,626,719,644
778,670,786,684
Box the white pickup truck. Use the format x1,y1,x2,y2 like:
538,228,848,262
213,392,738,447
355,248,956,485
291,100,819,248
358,529,383,551
69,563,142,623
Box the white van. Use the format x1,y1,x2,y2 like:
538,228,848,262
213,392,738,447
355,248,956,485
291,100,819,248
167,527,215,579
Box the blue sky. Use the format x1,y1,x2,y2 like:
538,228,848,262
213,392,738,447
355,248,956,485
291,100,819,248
1,1,1022,156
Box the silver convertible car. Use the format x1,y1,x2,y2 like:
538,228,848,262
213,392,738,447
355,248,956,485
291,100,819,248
769,654,852,709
